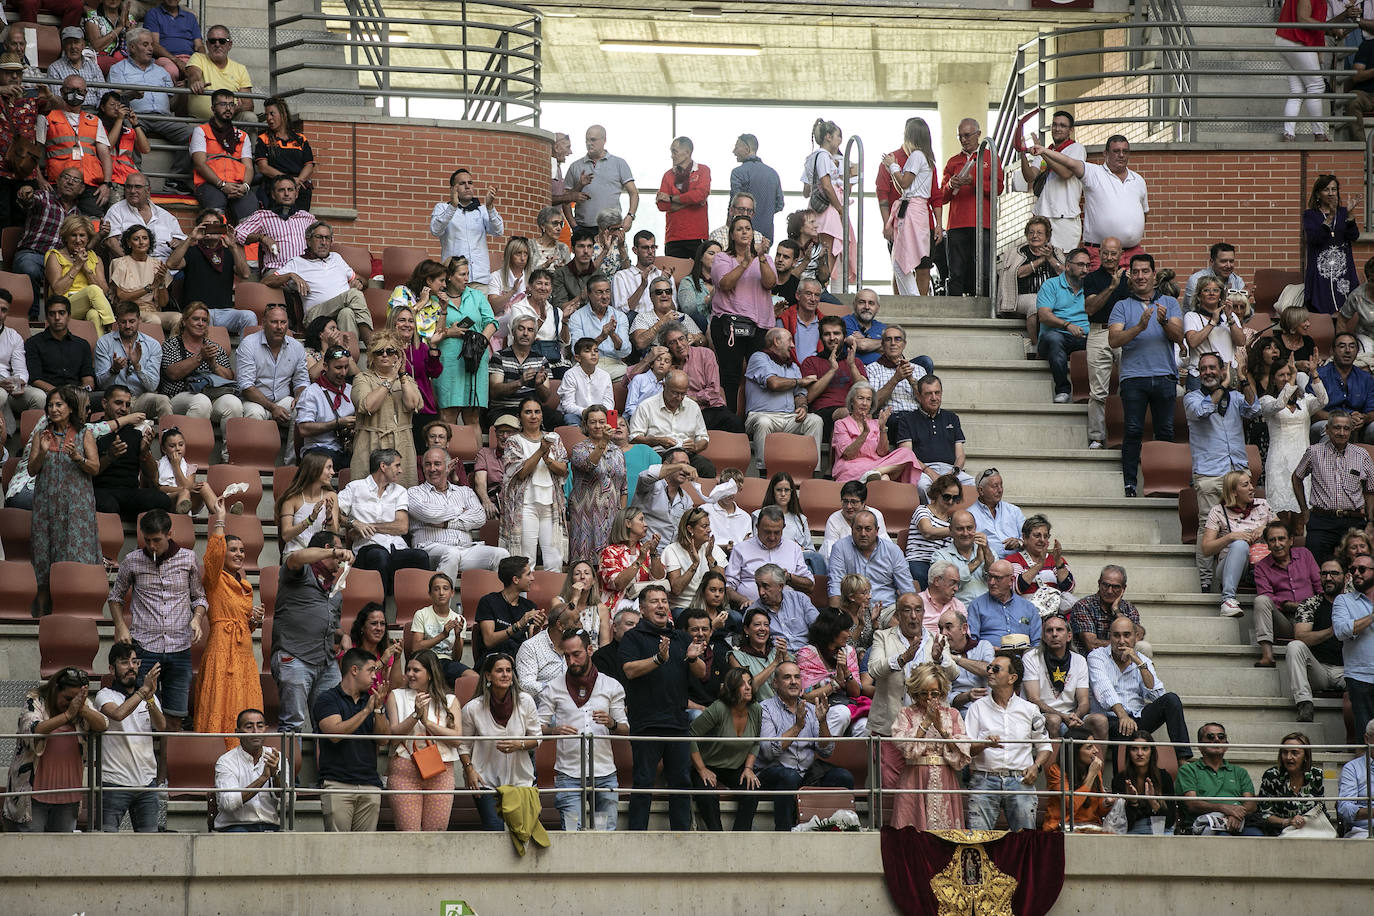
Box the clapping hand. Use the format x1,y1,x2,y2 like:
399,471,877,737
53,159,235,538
414,691,430,720
141,662,162,700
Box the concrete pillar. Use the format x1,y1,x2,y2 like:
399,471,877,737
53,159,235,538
935,62,995,147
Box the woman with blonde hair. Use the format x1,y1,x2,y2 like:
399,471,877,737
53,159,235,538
551,560,611,650
435,255,498,426
1275,304,1317,379
663,505,727,613
598,506,665,612
386,305,444,453
1182,277,1247,392
1200,469,1275,620
45,214,115,336
350,327,422,487
881,116,941,296
890,661,970,829
488,235,533,322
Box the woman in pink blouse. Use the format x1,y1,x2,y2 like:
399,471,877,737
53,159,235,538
795,609,871,737
830,382,923,484
709,214,776,412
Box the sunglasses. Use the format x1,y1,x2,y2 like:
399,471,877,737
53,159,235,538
374,347,399,357
986,665,1006,674
976,467,1000,484
207,37,231,45
1201,732,1228,742
912,689,943,698
938,492,961,502
652,288,673,296
325,347,351,361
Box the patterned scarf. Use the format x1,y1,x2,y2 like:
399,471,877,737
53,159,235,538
565,663,600,708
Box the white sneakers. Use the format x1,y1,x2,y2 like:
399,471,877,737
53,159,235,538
1088,440,1103,449
1220,598,1244,618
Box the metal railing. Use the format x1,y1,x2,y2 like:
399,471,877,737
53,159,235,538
265,0,541,126
841,135,865,298
4,729,1370,836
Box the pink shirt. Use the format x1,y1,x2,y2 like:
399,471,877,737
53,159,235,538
796,643,861,692
710,251,775,328
919,589,965,634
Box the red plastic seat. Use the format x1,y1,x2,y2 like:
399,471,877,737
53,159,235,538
448,424,480,463
363,287,391,330
39,615,100,678
0,506,33,561
1140,441,1192,497
734,477,769,514
333,243,374,282
135,510,194,549
698,431,751,477
459,568,502,627
225,417,284,473
0,560,38,622
342,567,384,622
19,407,43,445
1178,486,1199,545
165,734,228,800
7,23,61,68
206,464,265,517
797,478,842,534
394,567,437,633
1068,348,1117,404
67,318,98,354
529,570,566,612
554,424,586,456
232,280,286,321
864,480,923,538
0,270,34,317
160,414,215,467
97,512,126,563
1252,268,1303,312
47,562,111,620
382,246,434,290
763,432,819,480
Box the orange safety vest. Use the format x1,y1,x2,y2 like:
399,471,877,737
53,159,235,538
44,111,105,186
193,122,247,187
110,126,138,184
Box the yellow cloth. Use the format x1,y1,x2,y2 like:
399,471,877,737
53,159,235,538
186,54,254,121
496,784,549,856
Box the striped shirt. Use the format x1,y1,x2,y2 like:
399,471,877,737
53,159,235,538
407,481,487,549
1293,440,1374,512
108,544,207,654
234,206,316,272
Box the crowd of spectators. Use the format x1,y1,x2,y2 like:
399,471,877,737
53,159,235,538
1,18,1372,836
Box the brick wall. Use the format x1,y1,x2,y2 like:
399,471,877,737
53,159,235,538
1121,146,1371,279
300,117,551,266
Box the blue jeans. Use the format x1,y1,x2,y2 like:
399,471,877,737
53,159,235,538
553,771,619,831
220,823,280,832
1184,374,1202,393
967,771,1038,832
1037,330,1087,397
1216,540,1249,600
271,650,341,732
908,560,931,590
102,779,159,832
23,801,80,832
757,761,854,830
13,248,45,317
628,729,693,830
210,308,257,336
473,791,505,831
1119,375,1176,487
138,648,192,718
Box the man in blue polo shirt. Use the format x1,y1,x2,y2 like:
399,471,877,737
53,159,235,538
144,0,203,70
1108,253,1184,497
1311,332,1374,443
1036,247,1092,403
965,559,1042,647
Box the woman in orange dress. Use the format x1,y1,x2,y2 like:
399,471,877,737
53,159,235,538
195,496,264,747
1043,729,1113,832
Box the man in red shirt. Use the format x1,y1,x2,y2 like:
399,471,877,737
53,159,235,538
801,314,867,441
656,136,710,260
942,118,1004,296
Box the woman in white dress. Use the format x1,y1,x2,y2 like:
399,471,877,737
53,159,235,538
1261,355,1327,527
802,119,857,288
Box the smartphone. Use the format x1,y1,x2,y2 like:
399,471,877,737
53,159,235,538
605,408,618,429
205,224,225,235
456,316,476,330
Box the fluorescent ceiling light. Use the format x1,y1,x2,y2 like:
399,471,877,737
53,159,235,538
600,40,761,56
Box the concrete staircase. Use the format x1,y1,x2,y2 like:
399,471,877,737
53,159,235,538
886,294,1352,781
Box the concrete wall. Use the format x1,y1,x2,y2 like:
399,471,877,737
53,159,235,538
3,832,1371,914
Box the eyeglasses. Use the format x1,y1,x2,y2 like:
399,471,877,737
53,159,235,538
207,37,230,45
1201,732,1228,742
912,689,943,698
374,347,399,357
311,233,333,241
1320,569,1346,577
1098,581,1125,591
1069,260,1092,268
734,206,756,215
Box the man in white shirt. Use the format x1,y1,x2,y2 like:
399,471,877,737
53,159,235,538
266,220,374,346
0,290,32,430
1022,614,1105,740
338,447,430,597
103,172,186,259
1088,616,1193,761
1031,134,1148,271
429,167,503,289
95,643,165,832
515,607,577,701
964,650,1054,831
539,627,629,830
1014,110,1086,252
969,468,1027,560
213,708,282,831
407,447,507,580
820,480,891,562
294,345,355,468
613,230,674,313
628,369,714,477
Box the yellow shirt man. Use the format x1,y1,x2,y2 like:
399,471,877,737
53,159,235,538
186,52,253,121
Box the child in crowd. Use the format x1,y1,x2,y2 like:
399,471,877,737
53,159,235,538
157,427,219,515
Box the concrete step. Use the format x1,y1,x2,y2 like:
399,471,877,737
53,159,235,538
916,332,1028,362
959,416,1090,450
962,447,1131,499
1071,564,1199,594
1008,497,1181,547
1146,615,1250,646
1150,663,1280,697
879,296,993,319
935,360,1059,404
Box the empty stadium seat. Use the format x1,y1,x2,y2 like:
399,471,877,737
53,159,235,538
136,511,194,549
448,424,480,463
554,424,586,455
529,570,566,611
652,256,693,280
459,569,502,625
735,477,769,514
0,270,34,317
97,512,125,563
19,407,43,444
1252,268,1303,312
797,789,857,823
165,734,228,800
1104,396,1189,450
363,287,392,330
39,615,100,678
160,415,215,467
232,281,286,321
0,506,33,561
393,567,437,633
207,464,265,517
1068,348,1118,404
763,433,819,480
1178,486,1199,545
67,318,98,353
864,480,922,538
0,560,38,622
382,246,434,289
342,567,384,621
797,478,842,534
225,417,284,472
1,228,24,270
1139,442,1192,497
698,431,750,477
47,562,110,620
333,242,375,282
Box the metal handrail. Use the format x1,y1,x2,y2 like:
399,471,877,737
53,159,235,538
265,0,541,126
972,137,999,301
841,135,865,298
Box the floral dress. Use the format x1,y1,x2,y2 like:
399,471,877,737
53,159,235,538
1303,206,1360,315
568,438,627,565
1258,764,1326,833
388,285,447,342
498,433,569,555
5,691,106,825
599,542,651,612
194,533,263,748
31,425,101,588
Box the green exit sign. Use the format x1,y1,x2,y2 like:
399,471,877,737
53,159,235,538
441,903,477,916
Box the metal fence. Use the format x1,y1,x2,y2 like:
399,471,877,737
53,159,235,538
3,730,1370,836
265,0,541,126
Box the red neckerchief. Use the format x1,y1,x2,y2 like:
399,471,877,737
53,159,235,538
316,375,350,410
208,117,239,155
1052,138,1075,153
767,349,795,370
673,162,692,194
197,239,225,272
565,663,600,707
309,560,338,592
489,689,515,727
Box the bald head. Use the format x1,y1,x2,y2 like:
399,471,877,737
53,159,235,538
987,559,1014,599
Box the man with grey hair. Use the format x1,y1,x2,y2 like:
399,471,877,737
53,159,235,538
408,446,508,581
592,607,639,686
941,117,1002,296
1337,718,1374,838
709,190,767,250
969,468,1026,560
1069,564,1145,654
919,559,966,633
47,27,103,107
743,326,823,474
827,509,912,609
565,125,638,232
338,447,430,597
748,562,820,652
726,506,813,606
111,28,193,192
729,135,784,244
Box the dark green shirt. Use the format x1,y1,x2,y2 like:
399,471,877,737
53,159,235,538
689,700,761,770
1175,759,1255,833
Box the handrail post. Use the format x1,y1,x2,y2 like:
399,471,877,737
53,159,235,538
1366,130,1374,235
869,735,881,829
842,135,865,296
284,731,297,832
974,138,997,300
88,730,102,832
581,732,591,831
267,0,277,96
1060,735,1073,834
